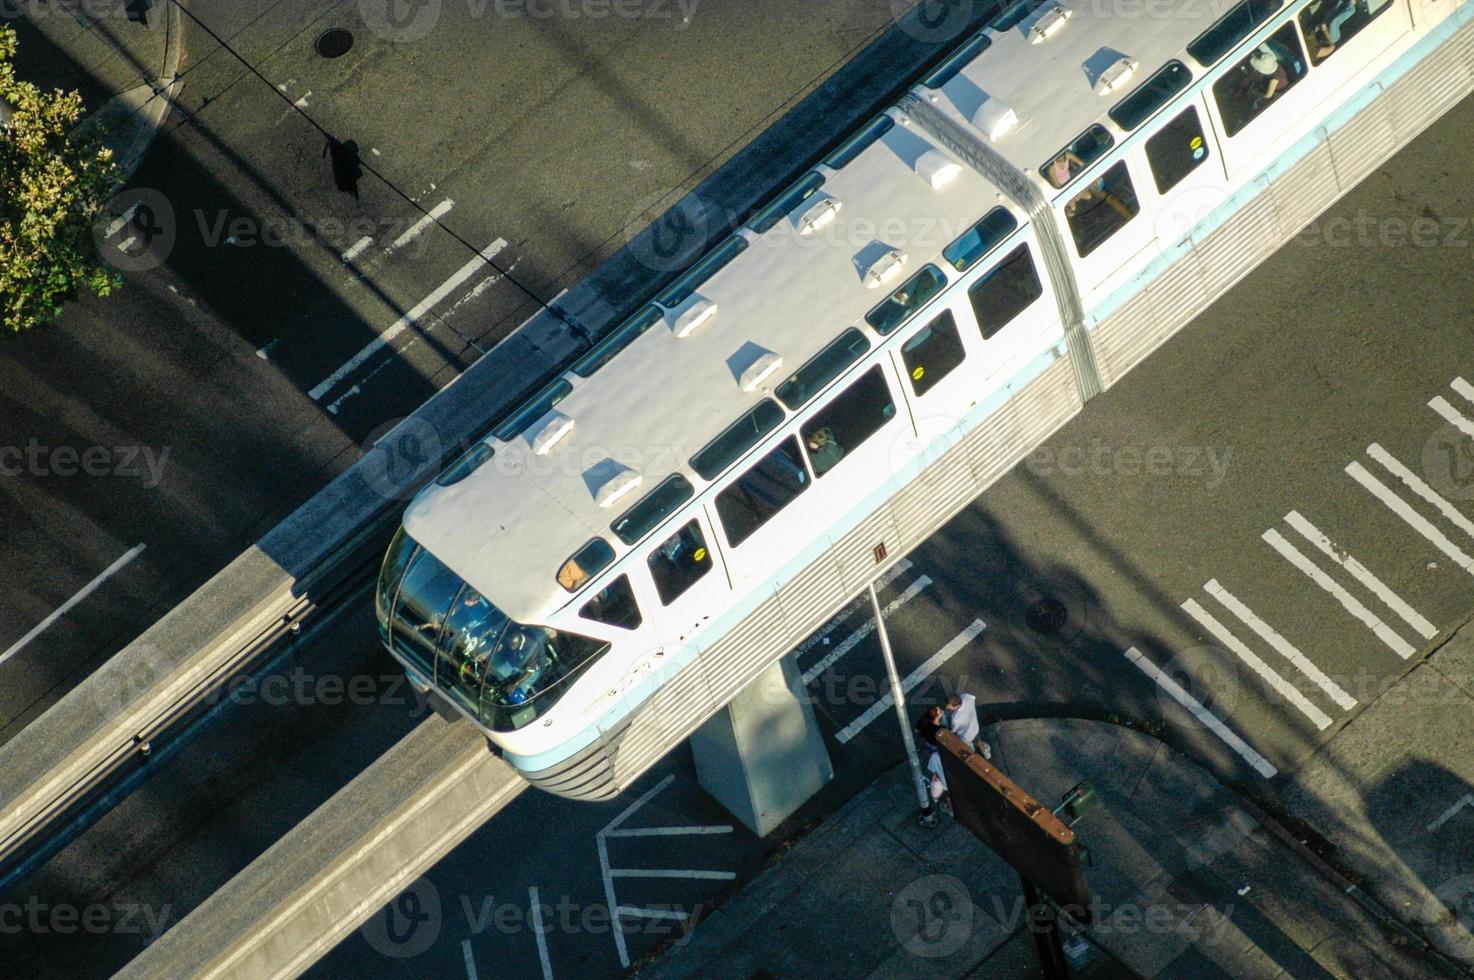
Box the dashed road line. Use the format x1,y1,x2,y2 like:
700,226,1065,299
614,906,687,921
1123,647,1277,778
341,235,374,263
1182,596,1332,730
1284,510,1435,640
104,204,140,238
1,544,147,669
1452,376,1474,406
801,575,933,686
530,886,553,980
792,560,913,661
1262,528,1416,659
835,618,985,744
308,237,507,403
1350,457,1474,577
1204,578,1356,710
1428,794,1474,833
390,199,454,252
1430,395,1474,440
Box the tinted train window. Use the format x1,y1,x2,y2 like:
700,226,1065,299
866,265,947,336
1041,124,1114,189
580,575,642,630
648,520,714,605
1187,0,1284,65
493,379,572,441
612,474,694,545
943,208,1017,273
716,437,811,547
1064,161,1141,257
776,328,871,409
692,399,786,480
901,311,967,396
1146,107,1211,194
1109,61,1192,131
1300,0,1390,66
1212,26,1306,138
572,305,661,377
558,537,615,593
801,366,896,478
968,245,1043,339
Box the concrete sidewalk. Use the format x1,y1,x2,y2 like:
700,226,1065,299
13,0,184,183
644,718,1455,979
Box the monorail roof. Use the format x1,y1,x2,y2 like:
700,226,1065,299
404,109,1014,624
935,0,1225,189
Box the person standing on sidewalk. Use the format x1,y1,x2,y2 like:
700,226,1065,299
914,707,951,826
946,692,991,760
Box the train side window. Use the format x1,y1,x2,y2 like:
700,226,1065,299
901,311,966,396
776,328,872,410
716,437,811,547
579,575,643,630
1041,124,1114,189
1212,25,1307,138
611,474,694,546
1300,0,1390,66
557,537,615,593
943,207,1018,273
968,245,1043,339
1146,106,1211,194
647,520,714,605
801,366,896,477
1063,161,1140,258
866,264,948,336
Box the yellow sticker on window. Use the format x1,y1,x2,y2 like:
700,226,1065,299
693,547,707,562
911,366,925,380
1189,135,1203,150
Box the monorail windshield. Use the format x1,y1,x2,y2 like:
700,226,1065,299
376,529,610,731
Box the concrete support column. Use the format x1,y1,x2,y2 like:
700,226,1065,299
691,655,833,836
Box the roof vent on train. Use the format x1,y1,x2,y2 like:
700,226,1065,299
797,196,842,235
530,409,575,456
1027,3,1071,43
1091,52,1139,96
671,296,718,338
915,149,962,190
862,247,908,289
737,349,784,392
591,462,642,508
972,97,1019,141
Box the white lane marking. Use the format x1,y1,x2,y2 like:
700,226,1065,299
1182,597,1332,729
615,906,688,921
801,576,933,686
835,619,985,744
1367,444,1474,544
1261,528,1415,660
597,774,674,969
461,938,478,980
340,235,373,263
255,339,280,360
1452,377,1474,406
608,869,736,880
1204,578,1356,710
792,561,913,661
1428,794,1474,833
1,544,146,669
1430,395,1474,441
1123,647,1277,778
605,825,733,838
104,203,140,238
529,886,553,980
308,237,507,401
118,236,139,253
1284,511,1436,640
390,198,454,251
1350,458,1474,577
293,90,311,108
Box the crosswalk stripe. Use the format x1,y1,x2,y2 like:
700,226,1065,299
1262,528,1415,659
1430,395,1474,441
800,576,932,686
1123,647,1277,778
1452,376,1474,406
1204,578,1357,710
1350,458,1474,578
1181,597,1332,729
1367,443,1474,543
834,619,985,744
1284,511,1436,640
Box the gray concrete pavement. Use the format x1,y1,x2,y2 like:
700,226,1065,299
649,720,1450,980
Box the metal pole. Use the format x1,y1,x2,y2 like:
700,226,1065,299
869,582,930,810
1021,876,1072,980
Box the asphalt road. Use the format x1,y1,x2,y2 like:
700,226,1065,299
0,0,937,743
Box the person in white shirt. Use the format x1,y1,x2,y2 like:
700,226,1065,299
945,692,991,760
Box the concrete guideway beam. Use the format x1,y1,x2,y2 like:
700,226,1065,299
115,716,527,980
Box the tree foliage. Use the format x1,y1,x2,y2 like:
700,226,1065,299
0,24,121,333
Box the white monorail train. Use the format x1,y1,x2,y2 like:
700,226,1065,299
377,0,1474,799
